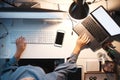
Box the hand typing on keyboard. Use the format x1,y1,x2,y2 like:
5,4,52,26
14,36,26,61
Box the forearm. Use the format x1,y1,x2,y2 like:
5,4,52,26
67,53,79,63
72,45,82,55
14,51,22,61
48,54,78,80
54,53,79,72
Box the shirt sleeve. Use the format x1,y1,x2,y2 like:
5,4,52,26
46,53,78,80
0,56,18,79
5,56,18,68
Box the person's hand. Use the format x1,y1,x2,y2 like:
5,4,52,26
76,33,90,48
73,34,90,55
20,77,35,80
14,36,26,60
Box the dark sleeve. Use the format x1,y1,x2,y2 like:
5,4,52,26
0,57,18,80
46,54,78,80
4,56,18,68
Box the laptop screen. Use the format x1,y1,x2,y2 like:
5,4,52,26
91,6,120,36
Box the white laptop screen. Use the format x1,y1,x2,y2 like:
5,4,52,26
91,6,120,36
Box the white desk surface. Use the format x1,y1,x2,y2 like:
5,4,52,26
0,19,111,59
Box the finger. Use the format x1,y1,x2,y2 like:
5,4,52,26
21,36,25,41
16,37,20,43
84,35,90,42
21,37,26,46
78,34,82,39
82,33,88,40
86,38,91,44
78,33,85,39
81,34,90,44
19,36,25,42
20,36,24,40
17,36,22,41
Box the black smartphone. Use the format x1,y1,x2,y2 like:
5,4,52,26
54,30,65,47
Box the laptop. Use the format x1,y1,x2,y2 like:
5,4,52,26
73,6,120,51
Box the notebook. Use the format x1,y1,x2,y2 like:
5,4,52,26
73,6,120,51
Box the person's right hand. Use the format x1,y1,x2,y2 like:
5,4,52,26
73,33,90,55
76,33,90,48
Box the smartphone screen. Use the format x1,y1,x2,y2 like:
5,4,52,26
55,31,65,47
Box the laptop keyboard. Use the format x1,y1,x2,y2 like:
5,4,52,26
10,31,56,44
81,16,108,43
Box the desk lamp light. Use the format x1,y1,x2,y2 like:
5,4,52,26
69,0,89,19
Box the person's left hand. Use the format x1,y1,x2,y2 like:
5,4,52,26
15,36,26,60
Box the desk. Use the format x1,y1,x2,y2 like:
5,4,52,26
0,19,77,58
0,18,111,59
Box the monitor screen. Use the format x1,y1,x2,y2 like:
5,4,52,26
67,66,82,80
0,8,65,19
91,6,120,36
18,59,64,73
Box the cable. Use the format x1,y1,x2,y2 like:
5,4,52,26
86,0,102,4
0,23,9,39
105,0,108,10
1,0,17,7
67,13,78,35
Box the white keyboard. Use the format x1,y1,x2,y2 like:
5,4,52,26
10,31,56,44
